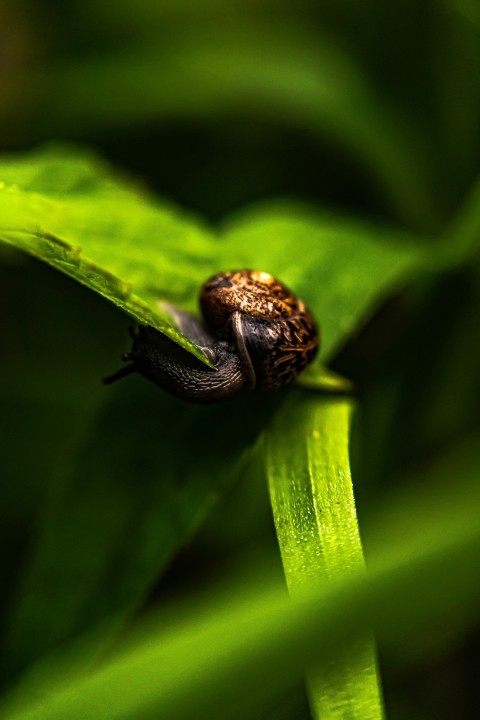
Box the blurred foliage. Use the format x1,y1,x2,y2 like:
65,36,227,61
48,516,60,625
2,0,480,231
2,430,480,720
1,0,480,719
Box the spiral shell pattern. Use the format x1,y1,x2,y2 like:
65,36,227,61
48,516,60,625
200,270,319,389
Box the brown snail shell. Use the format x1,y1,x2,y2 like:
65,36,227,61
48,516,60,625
200,270,319,390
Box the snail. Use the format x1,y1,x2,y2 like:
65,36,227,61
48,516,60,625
103,270,319,403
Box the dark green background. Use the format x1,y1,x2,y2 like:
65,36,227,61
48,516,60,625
1,1,480,718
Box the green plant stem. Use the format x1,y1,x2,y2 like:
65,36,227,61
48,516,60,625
265,396,384,720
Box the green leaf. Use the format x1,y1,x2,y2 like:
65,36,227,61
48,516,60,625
219,201,427,359
265,395,383,720
0,147,429,368
0,144,216,364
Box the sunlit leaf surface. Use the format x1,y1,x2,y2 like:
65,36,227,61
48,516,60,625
0,145,216,362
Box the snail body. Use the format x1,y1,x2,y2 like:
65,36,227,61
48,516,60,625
104,270,319,403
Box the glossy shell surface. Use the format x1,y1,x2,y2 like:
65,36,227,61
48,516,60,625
200,270,319,389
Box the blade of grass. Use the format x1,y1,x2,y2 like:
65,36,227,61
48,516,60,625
265,395,383,720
